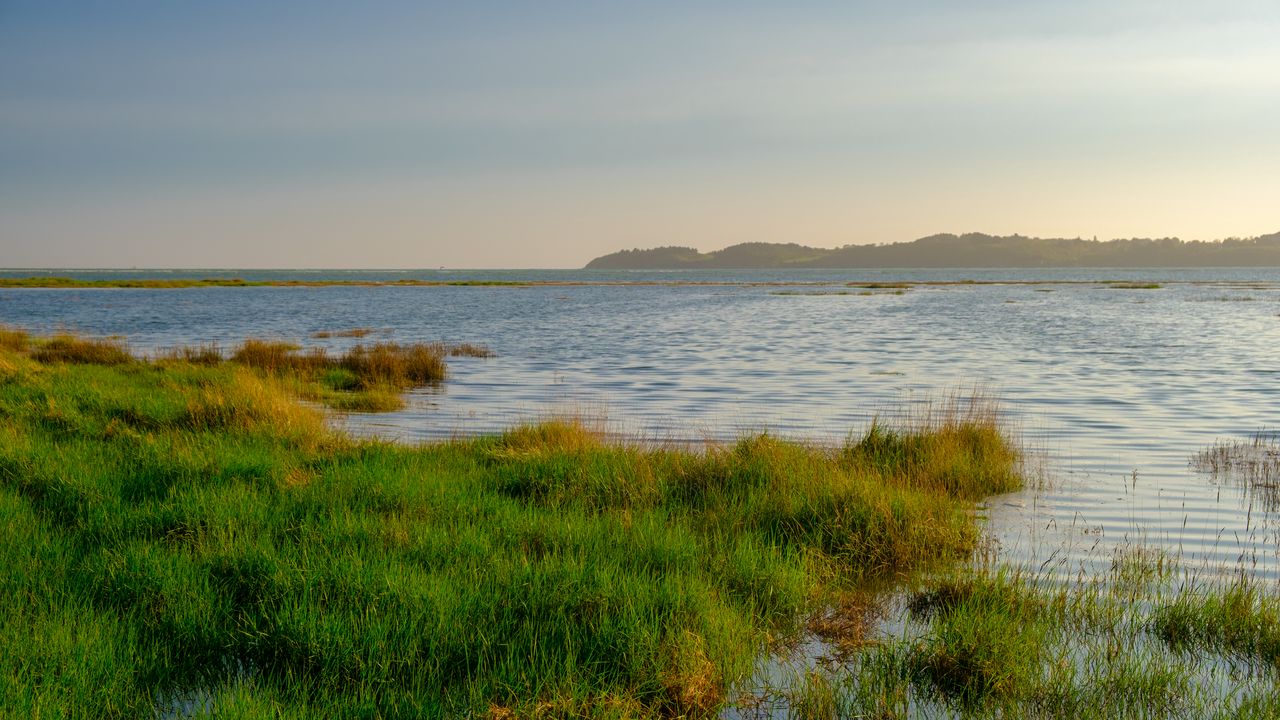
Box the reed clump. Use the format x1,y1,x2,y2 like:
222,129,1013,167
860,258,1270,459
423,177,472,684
340,341,446,386
1192,433,1280,513
231,338,447,386
228,338,450,411
1192,433,1279,485
158,343,223,365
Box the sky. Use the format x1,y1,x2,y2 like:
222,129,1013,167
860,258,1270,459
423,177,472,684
1,1,1277,268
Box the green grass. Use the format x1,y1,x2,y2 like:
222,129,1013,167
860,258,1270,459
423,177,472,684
0,339,1024,718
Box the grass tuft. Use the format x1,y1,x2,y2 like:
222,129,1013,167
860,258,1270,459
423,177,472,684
448,342,496,358
1152,579,1280,668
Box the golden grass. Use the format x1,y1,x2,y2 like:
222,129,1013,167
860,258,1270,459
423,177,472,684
448,342,496,358
231,339,447,386
341,342,447,386
230,339,307,373
182,366,329,445
157,343,223,365
0,326,29,352
31,335,133,365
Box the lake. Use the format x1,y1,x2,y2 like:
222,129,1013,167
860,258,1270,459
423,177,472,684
3,267,1278,580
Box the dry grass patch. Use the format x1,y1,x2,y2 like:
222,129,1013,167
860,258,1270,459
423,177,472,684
0,326,29,352
158,343,223,365
32,335,133,365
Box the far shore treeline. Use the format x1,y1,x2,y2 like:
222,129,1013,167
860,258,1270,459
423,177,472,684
585,231,1280,269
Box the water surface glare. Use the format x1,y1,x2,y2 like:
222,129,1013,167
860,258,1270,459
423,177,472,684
3,267,1279,578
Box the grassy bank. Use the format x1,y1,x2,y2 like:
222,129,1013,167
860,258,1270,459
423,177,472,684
2,330,490,413
0,333,1022,717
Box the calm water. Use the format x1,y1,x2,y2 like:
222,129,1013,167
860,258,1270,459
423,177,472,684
3,267,1279,579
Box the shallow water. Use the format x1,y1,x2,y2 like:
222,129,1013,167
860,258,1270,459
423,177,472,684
3,267,1279,579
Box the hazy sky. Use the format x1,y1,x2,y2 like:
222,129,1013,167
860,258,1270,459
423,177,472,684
2,1,1277,268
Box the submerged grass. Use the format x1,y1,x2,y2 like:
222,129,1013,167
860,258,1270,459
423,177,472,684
0,338,1022,718
1192,433,1280,485
310,327,375,339
773,545,1280,719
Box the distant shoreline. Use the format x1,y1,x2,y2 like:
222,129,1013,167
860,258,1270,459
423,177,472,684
0,275,1269,289
585,231,1280,269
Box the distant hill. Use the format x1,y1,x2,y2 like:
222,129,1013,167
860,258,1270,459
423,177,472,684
585,232,1280,269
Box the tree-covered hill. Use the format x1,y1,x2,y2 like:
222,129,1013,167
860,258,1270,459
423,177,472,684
585,232,1280,269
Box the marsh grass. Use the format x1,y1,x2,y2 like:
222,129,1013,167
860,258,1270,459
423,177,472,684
770,289,906,297
760,544,1280,719
448,342,496,358
31,334,134,365
771,290,856,296
0,325,29,351
157,343,223,365
0,276,262,288
0,340,1024,718
228,338,450,411
1192,433,1279,485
